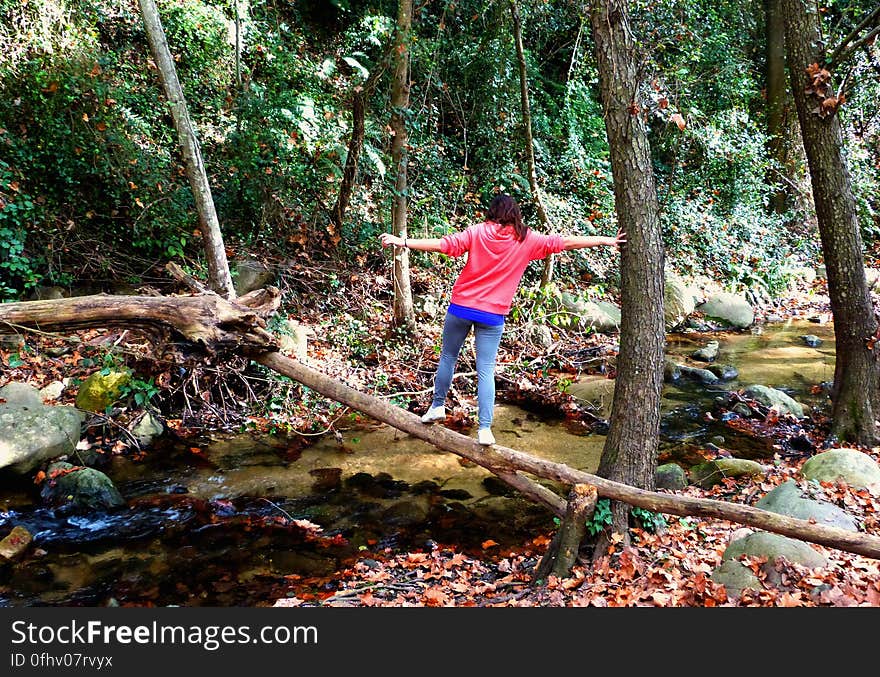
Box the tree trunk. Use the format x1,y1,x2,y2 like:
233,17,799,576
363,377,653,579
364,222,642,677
782,0,880,445
533,484,597,583
390,0,415,330
3,294,880,559
509,0,554,287
333,52,391,232
138,0,235,300
764,0,795,215
590,0,667,547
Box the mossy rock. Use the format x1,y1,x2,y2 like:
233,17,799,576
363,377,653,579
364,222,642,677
75,369,131,413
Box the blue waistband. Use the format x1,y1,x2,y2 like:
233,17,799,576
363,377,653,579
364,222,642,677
448,303,505,326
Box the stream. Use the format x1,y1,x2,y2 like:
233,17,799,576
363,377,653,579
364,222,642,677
0,319,836,607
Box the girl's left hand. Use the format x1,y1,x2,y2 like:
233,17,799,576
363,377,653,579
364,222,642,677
380,233,403,248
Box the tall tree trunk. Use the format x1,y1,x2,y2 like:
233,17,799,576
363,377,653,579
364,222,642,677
764,0,792,215
590,0,666,547
389,0,415,330
782,0,880,445
509,0,554,287
138,0,235,300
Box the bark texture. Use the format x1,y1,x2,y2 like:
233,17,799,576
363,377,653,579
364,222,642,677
138,0,235,299
533,484,597,582
509,0,554,287
389,0,415,330
782,0,880,445
590,0,667,540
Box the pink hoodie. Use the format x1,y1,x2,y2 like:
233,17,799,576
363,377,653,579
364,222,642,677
440,222,565,315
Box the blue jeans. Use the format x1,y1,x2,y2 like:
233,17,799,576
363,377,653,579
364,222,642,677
430,312,504,429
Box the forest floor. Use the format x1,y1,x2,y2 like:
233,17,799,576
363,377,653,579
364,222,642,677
2,263,880,607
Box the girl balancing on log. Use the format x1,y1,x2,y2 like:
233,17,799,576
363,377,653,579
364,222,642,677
381,194,625,445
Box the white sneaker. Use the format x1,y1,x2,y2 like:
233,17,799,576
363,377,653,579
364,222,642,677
420,405,446,423
477,428,496,446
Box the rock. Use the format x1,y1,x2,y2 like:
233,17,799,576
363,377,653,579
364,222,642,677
800,335,823,348
233,259,275,296
755,480,858,531
708,364,738,381
677,364,719,385
688,458,766,488
716,531,828,592
522,323,554,349
801,449,880,495
40,462,126,511
130,411,165,448
742,384,805,419
697,292,754,328
711,559,762,596
39,381,67,402
567,376,616,419
655,463,688,490
380,500,429,527
663,359,681,382
691,340,720,363
664,273,696,330
559,293,620,334
0,526,33,562
75,369,131,413
0,383,86,474
1,382,44,409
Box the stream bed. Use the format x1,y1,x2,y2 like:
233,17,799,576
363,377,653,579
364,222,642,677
0,319,836,606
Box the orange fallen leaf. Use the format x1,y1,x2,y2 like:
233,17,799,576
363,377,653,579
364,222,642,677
481,539,498,550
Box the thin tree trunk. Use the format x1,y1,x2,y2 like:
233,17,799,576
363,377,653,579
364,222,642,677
590,0,667,550
509,0,554,287
390,0,415,330
138,0,235,299
333,53,391,231
782,0,880,445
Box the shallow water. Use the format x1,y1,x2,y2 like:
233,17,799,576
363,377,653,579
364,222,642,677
0,319,837,606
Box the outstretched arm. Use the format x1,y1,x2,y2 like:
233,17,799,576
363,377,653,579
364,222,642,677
562,229,626,251
380,233,444,252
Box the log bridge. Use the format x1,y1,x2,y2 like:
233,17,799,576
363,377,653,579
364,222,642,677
2,286,879,564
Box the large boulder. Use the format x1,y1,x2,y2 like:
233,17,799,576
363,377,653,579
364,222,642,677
697,292,754,328
742,384,805,419
712,531,828,596
755,480,858,531
801,449,880,495
0,383,85,474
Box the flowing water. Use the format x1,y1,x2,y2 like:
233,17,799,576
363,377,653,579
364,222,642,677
0,320,836,606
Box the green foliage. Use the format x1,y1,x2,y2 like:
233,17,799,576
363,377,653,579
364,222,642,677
586,498,613,536
631,506,668,533
119,376,160,408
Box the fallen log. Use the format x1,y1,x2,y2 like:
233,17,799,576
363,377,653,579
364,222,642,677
258,351,880,560
0,292,279,353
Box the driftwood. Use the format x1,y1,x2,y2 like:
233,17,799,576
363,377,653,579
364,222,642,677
3,292,880,560
0,291,280,353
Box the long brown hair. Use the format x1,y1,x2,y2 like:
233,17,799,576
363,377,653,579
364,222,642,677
486,194,528,242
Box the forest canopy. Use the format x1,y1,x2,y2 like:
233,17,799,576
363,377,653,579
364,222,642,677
0,0,878,300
